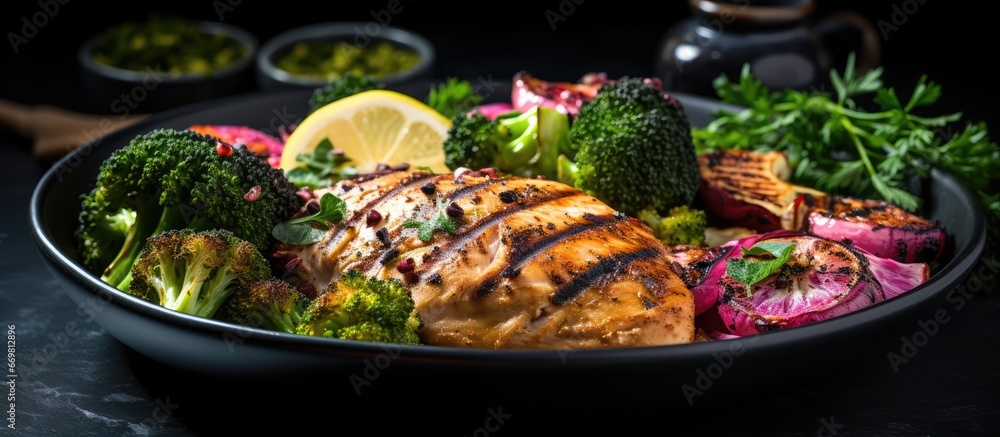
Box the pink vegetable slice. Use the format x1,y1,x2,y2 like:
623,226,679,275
674,230,930,338
188,125,285,168
511,71,605,118
807,197,946,264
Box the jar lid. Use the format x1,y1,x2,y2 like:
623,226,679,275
688,0,815,25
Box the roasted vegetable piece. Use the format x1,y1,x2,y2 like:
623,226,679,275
76,128,302,290
296,270,423,345
807,197,946,264
129,229,272,318
215,277,311,333
695,149,827,232
668,230,929,335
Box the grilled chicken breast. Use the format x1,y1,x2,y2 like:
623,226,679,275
275,168,695,349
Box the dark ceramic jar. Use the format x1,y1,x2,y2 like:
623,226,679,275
655,0,880,97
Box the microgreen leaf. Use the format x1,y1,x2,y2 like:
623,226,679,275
272,192,347,245
726,241,796,296
403,197,459,242
284,137,357,189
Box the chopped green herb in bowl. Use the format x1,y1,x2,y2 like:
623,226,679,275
90,15,253,76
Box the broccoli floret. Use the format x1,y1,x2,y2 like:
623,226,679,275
297,270,422,345
638,205,708,247
308,74,385,114
560,77,701,216
76,128,302,291
442,105,569,179
129,229,272,318
216,277,311,333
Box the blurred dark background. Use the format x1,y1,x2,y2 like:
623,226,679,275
0,0,995,132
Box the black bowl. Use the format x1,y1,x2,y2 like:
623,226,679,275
78,20,259,114
255,21,435,91
29,87,986,405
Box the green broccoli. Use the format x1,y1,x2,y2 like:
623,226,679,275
307,73,385,114
559,77,701,217
129,229,272,318
297,270,422,345
442,105,570,179
215,277,311,333
76,128,302,291
638,205,708,247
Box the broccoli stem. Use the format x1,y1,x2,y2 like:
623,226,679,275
533,107,570,179
494,108,539,169
101,198,162,289
102,200,188,291
175,247,219,315
557,154,580,186
192,265,241,318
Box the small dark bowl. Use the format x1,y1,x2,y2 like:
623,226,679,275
78,20,258,113
255,21,435,91
29,88,986,406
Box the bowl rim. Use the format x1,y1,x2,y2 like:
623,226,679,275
27,88,987,370
78,19,259,84
255,21,436,87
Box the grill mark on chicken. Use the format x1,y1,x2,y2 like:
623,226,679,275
550,248,661,305
447,178,508,200
471,212,620,299
415,188,583,271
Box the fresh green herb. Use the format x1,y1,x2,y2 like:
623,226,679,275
725,241,797,296
692,53,1000,248
425,77,483,119
272,192,347,245
284,138,357,189
275,41,420,81
92,14,250,76
416,166,435,174
403,197,459,241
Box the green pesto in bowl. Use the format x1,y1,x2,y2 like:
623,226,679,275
273,39,421,82
90,15,252,77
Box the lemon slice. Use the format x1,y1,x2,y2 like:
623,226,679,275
280,89,452,174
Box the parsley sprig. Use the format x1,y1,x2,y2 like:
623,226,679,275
425,77,483,119
692,53,1000,248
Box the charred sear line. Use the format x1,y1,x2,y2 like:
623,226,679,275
445,178,508,200
550,248,660,305
472,213,618,299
